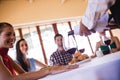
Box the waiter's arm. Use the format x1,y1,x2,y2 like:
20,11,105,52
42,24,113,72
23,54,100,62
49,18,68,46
80,0,116,36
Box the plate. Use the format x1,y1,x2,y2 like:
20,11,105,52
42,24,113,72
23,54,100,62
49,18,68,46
76,58,91,64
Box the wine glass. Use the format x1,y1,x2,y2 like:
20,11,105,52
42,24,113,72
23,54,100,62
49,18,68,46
68,30,78,50
79,48,85,53
68,30,74,36
102,36,111,53
67,48,77,54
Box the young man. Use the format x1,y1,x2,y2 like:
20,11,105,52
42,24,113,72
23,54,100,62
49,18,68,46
50,34,73,66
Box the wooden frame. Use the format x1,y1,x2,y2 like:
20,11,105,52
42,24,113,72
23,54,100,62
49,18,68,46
18,28,23,39
52,23,58,34
36,26,48,64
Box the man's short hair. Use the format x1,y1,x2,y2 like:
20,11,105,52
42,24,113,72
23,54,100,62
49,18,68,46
54,33,63,40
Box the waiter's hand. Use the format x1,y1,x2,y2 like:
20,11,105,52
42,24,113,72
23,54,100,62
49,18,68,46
79,21,91,36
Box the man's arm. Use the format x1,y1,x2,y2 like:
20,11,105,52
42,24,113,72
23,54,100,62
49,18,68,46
80,0,116,36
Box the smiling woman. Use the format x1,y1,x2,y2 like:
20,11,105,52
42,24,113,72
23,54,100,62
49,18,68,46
0,22,16,48
0,22,16,75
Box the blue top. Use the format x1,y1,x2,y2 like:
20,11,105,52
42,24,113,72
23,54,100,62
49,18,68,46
28,58,36,71
15,58,36,72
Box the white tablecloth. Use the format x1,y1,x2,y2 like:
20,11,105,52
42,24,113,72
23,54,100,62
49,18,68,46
39,51,120,80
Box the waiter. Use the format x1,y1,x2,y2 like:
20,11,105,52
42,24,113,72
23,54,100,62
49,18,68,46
80,0,120,36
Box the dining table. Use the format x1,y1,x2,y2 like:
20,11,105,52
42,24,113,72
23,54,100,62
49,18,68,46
39,51,120,80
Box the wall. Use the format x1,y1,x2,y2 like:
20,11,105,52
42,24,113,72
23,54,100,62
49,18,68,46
112,29,120,41
0,0,87,25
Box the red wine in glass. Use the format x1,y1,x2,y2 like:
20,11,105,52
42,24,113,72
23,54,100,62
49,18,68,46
102,36,111,45
102,36,111,53
79,48,85,53
104,40,111,45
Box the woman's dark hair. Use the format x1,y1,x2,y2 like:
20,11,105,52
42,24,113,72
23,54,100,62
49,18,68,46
0,22,13,34
16,38,28,72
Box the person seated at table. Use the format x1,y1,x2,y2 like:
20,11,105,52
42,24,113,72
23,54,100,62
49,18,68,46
50,33,73,66
93,30,120,57
15,38,47,72
0,22,79,80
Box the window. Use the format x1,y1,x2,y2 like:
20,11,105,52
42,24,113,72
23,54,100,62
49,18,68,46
40,25,56,64
70,20,80,29
22,27,44,63
57,22,71,49
112,29,120,40
88,32,100,53
70,21,93,56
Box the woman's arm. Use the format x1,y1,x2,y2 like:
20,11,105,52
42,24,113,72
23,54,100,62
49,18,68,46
9,57,25,74
91,41,100,58
111,37,120,53
0,56,78,80
35,59,47,67
0,56,13,80
95,42,101,54
0,56,50,80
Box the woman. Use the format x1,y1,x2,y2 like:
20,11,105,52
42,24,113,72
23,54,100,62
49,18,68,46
0,22,78,80
16,38,46,72
94,30,120,56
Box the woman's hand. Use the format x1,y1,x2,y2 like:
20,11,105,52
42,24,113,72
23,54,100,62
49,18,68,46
111,48,118,53
49,64,79,75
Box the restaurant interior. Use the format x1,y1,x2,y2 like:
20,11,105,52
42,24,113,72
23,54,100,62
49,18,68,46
0,0,120,80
